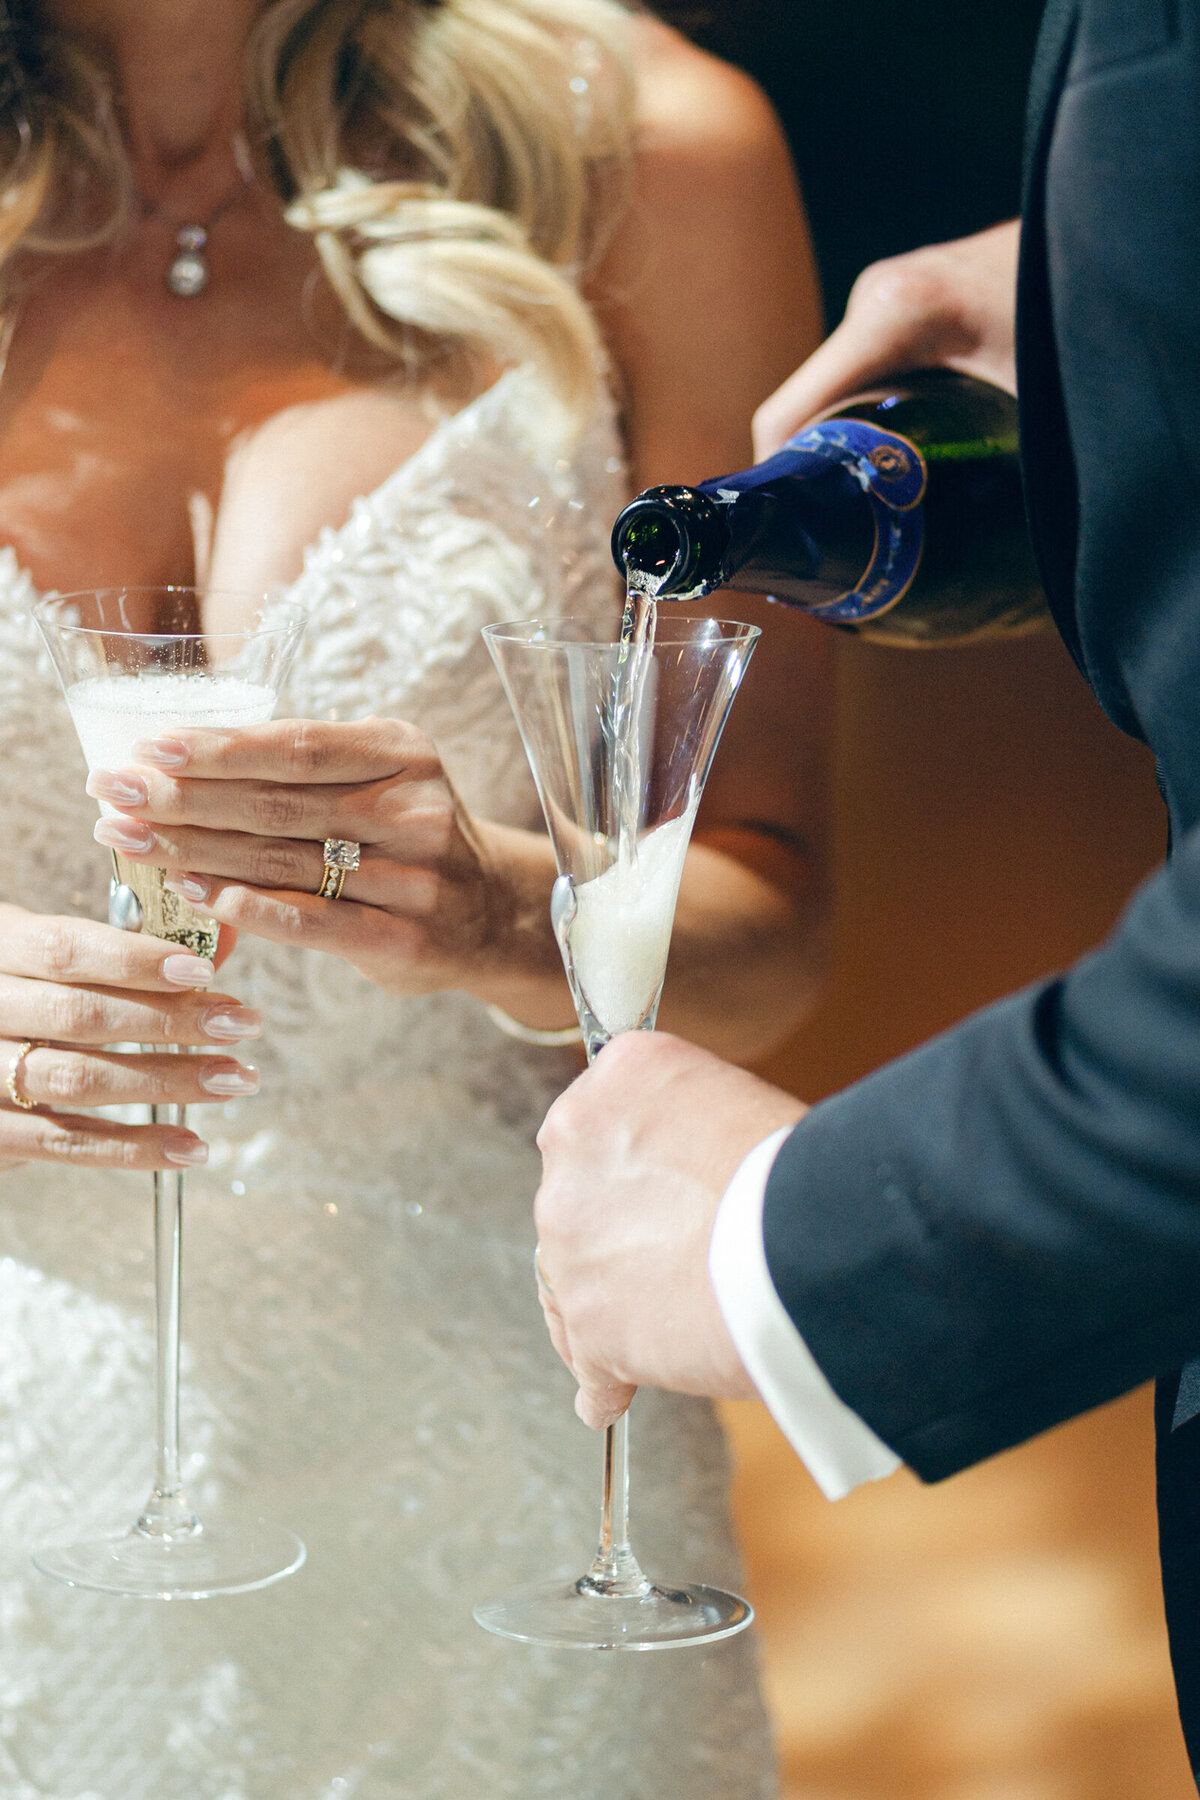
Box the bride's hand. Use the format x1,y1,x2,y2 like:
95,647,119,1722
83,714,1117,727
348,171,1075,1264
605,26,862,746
84,719,547,1002
0,903,263,1173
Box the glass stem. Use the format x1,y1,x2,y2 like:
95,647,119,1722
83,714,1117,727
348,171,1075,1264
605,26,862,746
137,1084,200,1540
578,1411,651,1598
574,1023,653,1599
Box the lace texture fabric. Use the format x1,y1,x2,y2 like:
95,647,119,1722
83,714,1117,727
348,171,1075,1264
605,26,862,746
0,369,774,1798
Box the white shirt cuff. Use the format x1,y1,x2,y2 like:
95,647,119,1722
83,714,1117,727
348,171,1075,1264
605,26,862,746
709,1125,902,1501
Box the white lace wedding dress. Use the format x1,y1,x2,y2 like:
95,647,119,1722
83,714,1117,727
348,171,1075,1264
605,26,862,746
0,367,774,1799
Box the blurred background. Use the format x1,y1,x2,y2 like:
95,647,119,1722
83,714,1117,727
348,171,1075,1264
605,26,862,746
651,5,1196,1796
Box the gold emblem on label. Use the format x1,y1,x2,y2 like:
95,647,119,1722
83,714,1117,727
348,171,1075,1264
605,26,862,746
869,444,910,478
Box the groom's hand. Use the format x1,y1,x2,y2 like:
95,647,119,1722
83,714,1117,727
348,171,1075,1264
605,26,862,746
534,1032,806,1430
754,219,1020,457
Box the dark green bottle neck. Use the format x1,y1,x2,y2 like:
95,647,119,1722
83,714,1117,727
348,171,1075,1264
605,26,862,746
612,464,874,604
611,487,733,598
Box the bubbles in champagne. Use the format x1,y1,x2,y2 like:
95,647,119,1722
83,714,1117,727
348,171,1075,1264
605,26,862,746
566,802,699,1038
67,673,276,954
67,673,276,777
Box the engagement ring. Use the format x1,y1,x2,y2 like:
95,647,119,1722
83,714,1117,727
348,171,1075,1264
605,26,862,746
317,839,361,900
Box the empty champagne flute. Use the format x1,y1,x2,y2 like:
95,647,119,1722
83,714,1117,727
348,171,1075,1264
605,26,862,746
476,613,760,1649
32,588,306,1598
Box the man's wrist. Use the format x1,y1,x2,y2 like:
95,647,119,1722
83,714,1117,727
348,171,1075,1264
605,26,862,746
709,1121,902,1501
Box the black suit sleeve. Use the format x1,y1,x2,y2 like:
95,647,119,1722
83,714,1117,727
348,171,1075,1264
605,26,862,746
763,817,1200,1482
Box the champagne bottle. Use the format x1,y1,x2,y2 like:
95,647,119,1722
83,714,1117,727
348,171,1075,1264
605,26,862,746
611,370,1047,647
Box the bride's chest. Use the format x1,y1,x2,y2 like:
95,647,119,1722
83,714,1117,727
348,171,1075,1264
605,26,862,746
0,253,404,595
0,264,629,901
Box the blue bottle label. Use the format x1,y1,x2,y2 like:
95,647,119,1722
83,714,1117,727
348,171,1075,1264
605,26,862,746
780,419,927,621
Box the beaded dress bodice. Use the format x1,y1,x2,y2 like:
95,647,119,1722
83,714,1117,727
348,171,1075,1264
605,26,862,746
0,367,773,1800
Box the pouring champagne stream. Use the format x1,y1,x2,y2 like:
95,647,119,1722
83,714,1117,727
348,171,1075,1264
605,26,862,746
478,602,760,1649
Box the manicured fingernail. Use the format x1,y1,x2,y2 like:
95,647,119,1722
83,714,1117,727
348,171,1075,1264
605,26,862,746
86,769,149,806
198,1061,260,1097
94,817,156,853
164,1133,208,1166
164,874,211,905
134,736,189,769
162,953,215,988
200,1005,263,1042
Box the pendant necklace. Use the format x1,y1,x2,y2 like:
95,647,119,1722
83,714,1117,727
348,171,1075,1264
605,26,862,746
139,134,256,299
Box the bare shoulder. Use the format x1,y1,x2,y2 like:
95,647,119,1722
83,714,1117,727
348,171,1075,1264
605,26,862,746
591,15,821,489
612,14,806,274
626,13,789,165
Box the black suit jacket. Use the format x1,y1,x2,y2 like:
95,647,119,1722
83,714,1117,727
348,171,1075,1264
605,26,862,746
762,0,1200,1773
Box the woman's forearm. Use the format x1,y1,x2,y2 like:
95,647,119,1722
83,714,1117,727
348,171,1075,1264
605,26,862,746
656,834,830,1062
98,721,832,1056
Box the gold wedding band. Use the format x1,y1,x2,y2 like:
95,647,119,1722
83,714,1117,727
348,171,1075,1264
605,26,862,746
533,1245,556,1301
317,838,361,900
5,1040,38,1111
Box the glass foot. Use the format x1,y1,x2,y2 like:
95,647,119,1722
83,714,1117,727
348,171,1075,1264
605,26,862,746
33,1514,306,1599
473,1575,753,1651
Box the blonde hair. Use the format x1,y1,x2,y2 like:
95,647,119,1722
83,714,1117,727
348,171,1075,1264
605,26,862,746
0,0,637,410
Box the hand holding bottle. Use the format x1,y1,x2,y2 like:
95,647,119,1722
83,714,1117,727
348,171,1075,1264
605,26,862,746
611,218,1039,648
754,220,1021,458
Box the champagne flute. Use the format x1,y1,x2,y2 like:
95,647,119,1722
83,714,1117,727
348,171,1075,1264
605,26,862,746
476,613,760,1649
32,587,306,1598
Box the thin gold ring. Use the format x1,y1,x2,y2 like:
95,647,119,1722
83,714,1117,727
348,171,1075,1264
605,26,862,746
317,838,361,900
533,1245,556,1301
5,1040,38,1111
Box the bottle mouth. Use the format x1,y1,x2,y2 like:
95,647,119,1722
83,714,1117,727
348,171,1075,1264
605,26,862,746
610,488,727,598
612,502,687,590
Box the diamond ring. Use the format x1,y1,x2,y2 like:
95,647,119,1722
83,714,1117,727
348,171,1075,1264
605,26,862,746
317,839,361,901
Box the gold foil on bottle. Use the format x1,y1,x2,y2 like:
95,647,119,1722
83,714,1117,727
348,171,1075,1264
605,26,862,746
112,854,219,960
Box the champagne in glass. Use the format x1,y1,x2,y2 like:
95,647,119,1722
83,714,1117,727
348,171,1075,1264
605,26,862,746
68,669,278,957
32,588,306,1599
477,613,759,1649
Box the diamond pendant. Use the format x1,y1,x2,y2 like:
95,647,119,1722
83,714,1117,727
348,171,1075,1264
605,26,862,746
167,224,209,298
